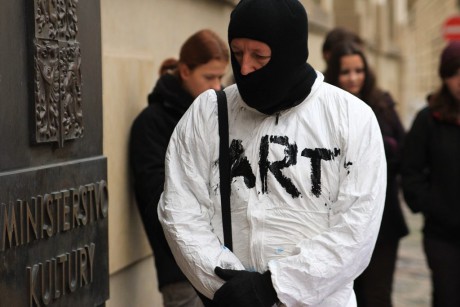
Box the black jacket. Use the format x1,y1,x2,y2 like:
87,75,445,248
402,106,460,244
129,74,194,289
374,92,409,242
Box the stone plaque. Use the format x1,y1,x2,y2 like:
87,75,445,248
0,158,109,306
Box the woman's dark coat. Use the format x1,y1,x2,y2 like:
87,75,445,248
374,93,409,243
129,74,194,289
402,106,460,244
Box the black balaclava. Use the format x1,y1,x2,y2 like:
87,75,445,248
228,0,317,115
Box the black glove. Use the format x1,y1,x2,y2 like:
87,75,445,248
213,267,278,307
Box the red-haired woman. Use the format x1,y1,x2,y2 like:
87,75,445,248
129,29,229,307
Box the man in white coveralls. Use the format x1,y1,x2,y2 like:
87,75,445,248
158,0,386,306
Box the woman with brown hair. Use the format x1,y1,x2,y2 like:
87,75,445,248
325,41,408,307
402,41,460,307
129,29,229,307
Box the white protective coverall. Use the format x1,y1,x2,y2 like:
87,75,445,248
158,72,386,306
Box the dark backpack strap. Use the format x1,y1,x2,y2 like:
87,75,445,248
215,89,233,252
194,90,232,307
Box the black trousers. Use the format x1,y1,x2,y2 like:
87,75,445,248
424,236,460,307
354,240,399,307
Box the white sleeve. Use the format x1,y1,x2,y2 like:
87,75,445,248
158,90,245,299
268,103,387,306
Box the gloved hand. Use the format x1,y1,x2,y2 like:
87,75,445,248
213,267,278,307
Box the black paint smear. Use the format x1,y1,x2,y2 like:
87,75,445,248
229,139,256,188
259,135,300,198
334,148,341,157
344,161,353,175
301,148,340,197
228,136,342,200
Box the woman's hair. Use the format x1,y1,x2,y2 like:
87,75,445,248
429,43,460,124
429,82,460,125
158,29,229,77
158,58,178,76
324,41,387,115
322,27,363,55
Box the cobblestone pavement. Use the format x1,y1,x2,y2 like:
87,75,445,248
393,206,431,307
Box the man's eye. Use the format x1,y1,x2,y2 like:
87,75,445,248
255,54,270,60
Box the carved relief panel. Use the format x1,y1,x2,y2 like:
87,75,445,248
32,0,83,147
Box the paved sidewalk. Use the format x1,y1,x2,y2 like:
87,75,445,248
393,206,431,307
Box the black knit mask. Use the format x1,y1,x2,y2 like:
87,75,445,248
228,0,316,115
